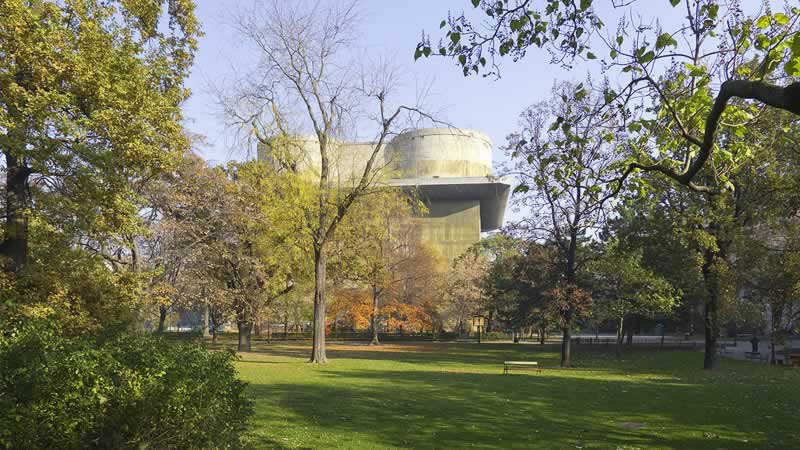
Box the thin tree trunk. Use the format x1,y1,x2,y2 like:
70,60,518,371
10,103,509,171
237,319,252,352
157,305,168,333
370,286,380,345
202,304,210,338
539,327,546,345
310,248,328,363
625,320,634,346
1,152,30,273
616,316,624,359
701,248,721,370
561,326,572,367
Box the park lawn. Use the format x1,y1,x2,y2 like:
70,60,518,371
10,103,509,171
231,341,800,449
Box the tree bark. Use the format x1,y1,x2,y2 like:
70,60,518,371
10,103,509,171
0,152,31,273
237,319,252,352
370,286,380,345
560,326,572,367
615,316,624,359
310,247,328,363
539,327,546,345
202,304,210,338
701,248,721,370
157,305,168,333
625,319,634,346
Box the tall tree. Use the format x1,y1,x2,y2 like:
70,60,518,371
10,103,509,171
506,83,617,367
0,0,200,274
228,0,433,362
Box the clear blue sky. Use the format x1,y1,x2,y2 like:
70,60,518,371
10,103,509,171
180,0,683,223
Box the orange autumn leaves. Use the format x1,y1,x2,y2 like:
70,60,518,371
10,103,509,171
328,289,436,333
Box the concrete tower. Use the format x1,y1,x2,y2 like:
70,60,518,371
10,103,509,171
259,128,511,263
384,129,510,262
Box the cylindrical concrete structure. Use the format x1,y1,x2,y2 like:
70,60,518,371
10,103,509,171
386,128,493,178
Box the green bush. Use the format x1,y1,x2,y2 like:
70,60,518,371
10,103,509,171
0,322,254,449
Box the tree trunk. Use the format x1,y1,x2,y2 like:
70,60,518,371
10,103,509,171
370,286,380,345
615,316,624,359
237,319,252,352
539,327,546,345
0,152,31,273
310,248,328,363
701,248,721,370
157,305,168,333
560,327,572,367
202,304,210,338
625,320,634,346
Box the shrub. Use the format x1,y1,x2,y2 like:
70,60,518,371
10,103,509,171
0,322,254,449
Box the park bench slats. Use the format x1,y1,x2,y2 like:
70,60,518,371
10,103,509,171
503,361,541,375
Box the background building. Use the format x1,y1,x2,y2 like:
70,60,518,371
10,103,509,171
259,128,511,263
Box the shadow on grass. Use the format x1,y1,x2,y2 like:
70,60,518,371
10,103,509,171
233,342,800,448
248,367,767,450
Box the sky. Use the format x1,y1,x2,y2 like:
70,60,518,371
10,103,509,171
180,0,684,224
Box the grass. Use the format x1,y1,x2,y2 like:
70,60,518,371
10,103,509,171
226,341,800,449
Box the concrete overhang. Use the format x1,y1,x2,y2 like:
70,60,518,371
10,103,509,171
386,176,512,232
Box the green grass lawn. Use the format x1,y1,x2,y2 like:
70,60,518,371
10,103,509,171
228,341,799,449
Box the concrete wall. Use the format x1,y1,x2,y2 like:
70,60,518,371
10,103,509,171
417,200,481,263
386,129,492,178
259,128,493,182
258,128,501,263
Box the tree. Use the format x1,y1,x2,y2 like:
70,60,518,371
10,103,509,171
420,0,800,370
443,251,488,335
330,190,426,344
228,0,434,362
0,0,199,274
591,240,678,357
209,162,310,352
506,83,617,367
417,1,800,188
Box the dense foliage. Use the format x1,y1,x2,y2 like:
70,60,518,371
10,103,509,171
0,322,253,449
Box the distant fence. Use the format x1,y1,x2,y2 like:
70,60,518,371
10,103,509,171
161,329,710,348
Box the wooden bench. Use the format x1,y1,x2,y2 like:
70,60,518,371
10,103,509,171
503,361,540,375
745,352,768,362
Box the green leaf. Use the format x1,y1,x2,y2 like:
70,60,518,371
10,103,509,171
655,33,677,50
755,34,770,50
513,184,530,194
586,52,597,59
580,0,592,11
439,20,446,29
458,54,467,66
422,46,431,57
471,0,480,7
450,32,461,45
639,51,655,63
784,57,800,76
683,63,706,76
756,15,772,29
669,0,680,6
775,13,790,26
